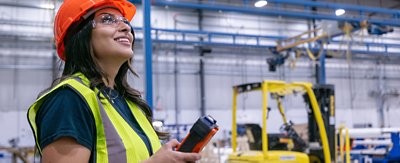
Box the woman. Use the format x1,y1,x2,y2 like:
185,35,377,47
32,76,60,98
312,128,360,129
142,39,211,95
27,0,201,162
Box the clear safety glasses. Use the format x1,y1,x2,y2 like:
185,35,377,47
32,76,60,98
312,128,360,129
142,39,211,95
92,13,135,44
92,13,132,29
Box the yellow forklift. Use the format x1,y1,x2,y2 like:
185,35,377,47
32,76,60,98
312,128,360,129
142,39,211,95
228,81,335,163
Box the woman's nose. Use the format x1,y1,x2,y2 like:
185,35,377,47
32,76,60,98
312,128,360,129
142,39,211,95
118,21,131,33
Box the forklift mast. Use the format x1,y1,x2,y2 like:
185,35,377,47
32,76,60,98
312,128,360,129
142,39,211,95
304,84,335,162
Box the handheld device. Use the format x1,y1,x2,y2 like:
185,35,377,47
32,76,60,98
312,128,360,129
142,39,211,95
176,115,219,153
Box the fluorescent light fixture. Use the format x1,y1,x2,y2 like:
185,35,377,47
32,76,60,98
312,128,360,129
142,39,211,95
40,3,54,9
335,9,345,16
255,0,268,8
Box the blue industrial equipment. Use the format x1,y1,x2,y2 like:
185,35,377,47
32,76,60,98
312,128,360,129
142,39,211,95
371,132,400,162
385,133,400,161
266,48,288,72
351,132,400,163
266,56,286,72
132,27,400,57
368,24,394,35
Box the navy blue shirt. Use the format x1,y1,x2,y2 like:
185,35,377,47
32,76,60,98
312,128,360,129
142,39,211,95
36,86,152,162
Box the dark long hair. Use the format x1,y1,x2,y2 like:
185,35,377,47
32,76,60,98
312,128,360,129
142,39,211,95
45,15,168,139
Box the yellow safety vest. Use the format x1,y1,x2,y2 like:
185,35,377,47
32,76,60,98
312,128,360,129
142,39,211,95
27,73,161,163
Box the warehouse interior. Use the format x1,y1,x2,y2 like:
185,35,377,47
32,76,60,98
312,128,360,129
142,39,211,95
1,0,400,162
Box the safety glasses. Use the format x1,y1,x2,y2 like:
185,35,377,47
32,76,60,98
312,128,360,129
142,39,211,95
92,13,132,29
92,13,135,44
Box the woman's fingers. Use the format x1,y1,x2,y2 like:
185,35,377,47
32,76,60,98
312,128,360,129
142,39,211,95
164,139,180,149
144,139,202,163
176,152,201,162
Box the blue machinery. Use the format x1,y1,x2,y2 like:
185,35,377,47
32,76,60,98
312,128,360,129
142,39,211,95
351,132,400,163
133,0,400,110
133,27,400,56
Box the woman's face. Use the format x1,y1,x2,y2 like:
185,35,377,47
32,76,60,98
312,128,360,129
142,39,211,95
91,8,134,64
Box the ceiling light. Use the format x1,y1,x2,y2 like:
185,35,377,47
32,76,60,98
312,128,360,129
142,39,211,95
335,9,345,16
255,0,268,8
40,3,54,9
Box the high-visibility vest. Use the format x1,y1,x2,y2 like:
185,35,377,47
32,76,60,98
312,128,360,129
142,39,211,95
28,73,161,163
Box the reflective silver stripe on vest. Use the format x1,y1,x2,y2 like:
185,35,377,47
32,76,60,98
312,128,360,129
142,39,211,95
74,78,127,163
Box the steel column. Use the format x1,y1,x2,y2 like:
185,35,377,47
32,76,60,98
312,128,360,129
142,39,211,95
377,63,385,127
143,0,154,110
198,9,206,117
318,52,326,84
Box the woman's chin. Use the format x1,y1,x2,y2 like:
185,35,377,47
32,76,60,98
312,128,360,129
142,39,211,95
115,51,133,61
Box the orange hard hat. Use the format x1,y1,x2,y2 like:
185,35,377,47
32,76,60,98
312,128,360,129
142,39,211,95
54,0,136,61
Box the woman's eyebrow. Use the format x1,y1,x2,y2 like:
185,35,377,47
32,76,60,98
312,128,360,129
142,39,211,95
97,12,122,17
98,12,112,16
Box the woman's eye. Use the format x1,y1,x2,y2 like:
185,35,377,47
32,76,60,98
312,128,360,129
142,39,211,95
101,15,115,24
119,17,129,24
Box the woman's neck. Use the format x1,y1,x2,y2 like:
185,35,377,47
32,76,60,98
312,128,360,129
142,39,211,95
98,61,122,89
103,76,115,88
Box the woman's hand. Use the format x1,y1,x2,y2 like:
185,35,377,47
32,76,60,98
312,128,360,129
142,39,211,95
142,139,201,163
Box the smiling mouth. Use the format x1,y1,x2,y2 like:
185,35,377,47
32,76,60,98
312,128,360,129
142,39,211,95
114,36,132,46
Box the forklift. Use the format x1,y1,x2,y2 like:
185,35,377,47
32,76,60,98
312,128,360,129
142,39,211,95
228,80,335,163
